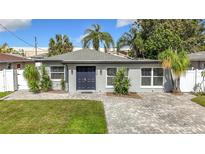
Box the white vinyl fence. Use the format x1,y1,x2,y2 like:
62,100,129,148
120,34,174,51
0,69,28,92
0,69,16,92
180,69,205,92
16,70,29,90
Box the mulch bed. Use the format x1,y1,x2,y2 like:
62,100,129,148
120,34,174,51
106,92,142,99
46,90,67,94
170,92,184,96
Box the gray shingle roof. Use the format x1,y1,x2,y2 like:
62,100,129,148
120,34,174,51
40,48,160,64
189,51,205,61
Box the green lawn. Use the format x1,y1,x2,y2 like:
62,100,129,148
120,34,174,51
0,92,12,98
0,100,107,134
191,96,205,107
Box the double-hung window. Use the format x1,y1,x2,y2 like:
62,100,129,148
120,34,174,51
141,68,163,87
141,68,152,86
106,68,129,87
107,68,117,87
153,68,163,86
50,66,65,80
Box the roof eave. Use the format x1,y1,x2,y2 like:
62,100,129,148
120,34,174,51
0,60,33,63
34,59,62,62
62,60,161,64
37,59,161,64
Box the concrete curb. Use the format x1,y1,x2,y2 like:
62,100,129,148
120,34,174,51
0,92,13,101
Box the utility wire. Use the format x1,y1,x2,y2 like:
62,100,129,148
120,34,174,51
0,23,47,51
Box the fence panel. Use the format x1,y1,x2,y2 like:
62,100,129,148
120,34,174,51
17,69,29,90
0,69,15,92
180,69,205,92
180,70,196,92
0,70,4,92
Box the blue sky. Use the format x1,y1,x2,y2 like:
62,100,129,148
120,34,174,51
0,19,135,47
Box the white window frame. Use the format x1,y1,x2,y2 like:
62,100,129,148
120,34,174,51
140,67,164,88
50,65,65,81
106,67,129,88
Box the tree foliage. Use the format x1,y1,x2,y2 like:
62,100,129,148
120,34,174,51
158,48,190,92
82,24,114,52
0,43,11,53
40,65,52,92
117,27,144,58
23,65,40,93
48,34,73,56
60,79,65,91
0,43,24,56
118,20,205,59
24,64,53,93
144,26,182,59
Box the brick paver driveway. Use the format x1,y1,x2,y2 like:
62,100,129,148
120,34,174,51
5,90,205,133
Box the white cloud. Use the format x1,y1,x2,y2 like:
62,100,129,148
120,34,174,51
0,19,32,32
116,19,136,28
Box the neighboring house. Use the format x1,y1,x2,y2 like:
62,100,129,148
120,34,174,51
37,49,173,93
12,47,48,57
30,53,48,60
189,51,205,69
0,53,33,71
0,53,33,92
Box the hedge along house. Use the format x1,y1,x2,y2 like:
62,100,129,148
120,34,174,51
37,49,173,93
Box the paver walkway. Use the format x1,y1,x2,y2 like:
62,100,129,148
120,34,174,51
5,90,205,133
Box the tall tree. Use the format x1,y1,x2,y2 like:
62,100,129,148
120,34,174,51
82,24,114,52
144,25,182,59
118,20,205,59
158,48,190,92
48,34,73,56
117,26,144,58
141,20,205,58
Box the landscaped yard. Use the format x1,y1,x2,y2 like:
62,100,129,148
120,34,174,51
0,100,107,134
0,92,12,99
191,96,205,107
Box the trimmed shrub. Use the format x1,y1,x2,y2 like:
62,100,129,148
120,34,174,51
114,67,131,95
23,65,40,93
29,80,40,93
61,78,65,91
40,65,52,92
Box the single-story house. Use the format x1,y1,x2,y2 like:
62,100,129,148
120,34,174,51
189,51,205,69
0,53,33,71
37,49,173,93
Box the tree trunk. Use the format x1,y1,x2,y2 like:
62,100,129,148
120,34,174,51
173,77,181,93
168,69,181,93
169,69,174,89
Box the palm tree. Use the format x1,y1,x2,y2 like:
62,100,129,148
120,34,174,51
81,24,114,52
117,27,144,58
158,48,190,92
48,34,73,56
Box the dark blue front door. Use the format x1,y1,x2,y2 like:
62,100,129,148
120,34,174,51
76,66,96,90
